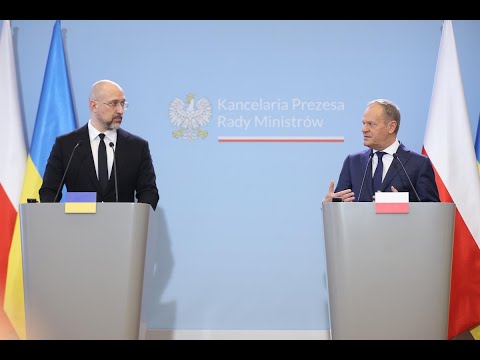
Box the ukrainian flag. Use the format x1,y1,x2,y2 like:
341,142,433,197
4,20,77,339
65,192,97,213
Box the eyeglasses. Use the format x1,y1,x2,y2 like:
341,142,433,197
101,100,128,110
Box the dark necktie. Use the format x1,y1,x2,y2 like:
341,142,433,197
372,151,385,193
98,133,108,194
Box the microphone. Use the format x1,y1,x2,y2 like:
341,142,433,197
356,151,374,202
393,153,421,202
109,142,119,203
53,140,82,202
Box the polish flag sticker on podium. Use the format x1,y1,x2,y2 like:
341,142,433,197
375,192,409,214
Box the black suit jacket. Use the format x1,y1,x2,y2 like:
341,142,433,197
335,143,440,202
39,124,159,209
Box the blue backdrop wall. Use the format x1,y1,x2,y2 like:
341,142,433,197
4,20,480,333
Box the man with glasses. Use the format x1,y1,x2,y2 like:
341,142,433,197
39,79,159,209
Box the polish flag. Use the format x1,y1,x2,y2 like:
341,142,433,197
423,20,480,339
375,192,409,214
0,20,26,339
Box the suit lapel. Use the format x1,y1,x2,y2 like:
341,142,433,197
113,129,127,186
77,126,102,193
380,160,400,191
107,128,132,194
361,150,374,201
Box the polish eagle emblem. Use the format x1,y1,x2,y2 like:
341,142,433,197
169,94,212,140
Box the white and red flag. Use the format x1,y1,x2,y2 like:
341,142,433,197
423,20,480,339
0,20,26,339
375,192,409,214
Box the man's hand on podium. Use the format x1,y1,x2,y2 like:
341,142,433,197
322,180,355,204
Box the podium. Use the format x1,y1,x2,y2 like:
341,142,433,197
20,202,155,340
322,202,455,340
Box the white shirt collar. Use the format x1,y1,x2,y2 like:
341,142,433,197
88,119,117,143
373,139,399,156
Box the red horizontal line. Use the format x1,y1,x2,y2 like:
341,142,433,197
218,139,344,143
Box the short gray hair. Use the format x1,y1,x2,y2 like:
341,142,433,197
367,99,401,134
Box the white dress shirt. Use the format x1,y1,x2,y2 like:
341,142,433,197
372,139,400,181
88,120,117,179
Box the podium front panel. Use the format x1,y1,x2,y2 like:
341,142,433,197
322,202,454,340
20,203,151,340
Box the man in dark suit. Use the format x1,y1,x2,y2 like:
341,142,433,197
39,80,159,210
323,99,439,203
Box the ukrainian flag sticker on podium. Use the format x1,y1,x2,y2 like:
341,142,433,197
65,192,97,214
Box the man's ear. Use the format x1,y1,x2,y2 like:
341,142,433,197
388,120,397,134
89,99,97,112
